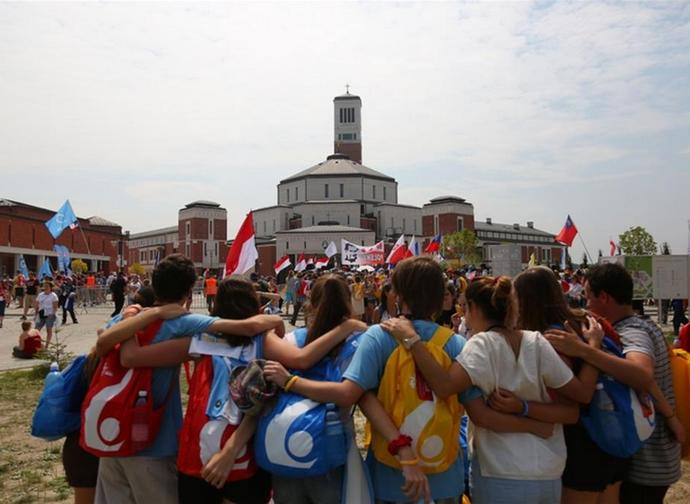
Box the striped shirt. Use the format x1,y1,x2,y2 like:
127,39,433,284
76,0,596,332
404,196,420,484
615,316,681,486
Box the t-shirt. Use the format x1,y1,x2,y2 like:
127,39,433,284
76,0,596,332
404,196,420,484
37,291,59,316
137,313,218,457
615,316,681,486
204,278,218,296
342,320,481,501
458,330,573,480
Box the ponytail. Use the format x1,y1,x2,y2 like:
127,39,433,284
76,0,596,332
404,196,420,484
465,275,516,329
306,275,353,351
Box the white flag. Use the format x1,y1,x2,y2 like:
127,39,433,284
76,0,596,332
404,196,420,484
325,241,338,258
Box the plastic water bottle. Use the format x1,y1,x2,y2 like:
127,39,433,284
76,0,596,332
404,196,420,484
131,391,149,452
43,362,64,441
45,362,62,389
596,383,614,411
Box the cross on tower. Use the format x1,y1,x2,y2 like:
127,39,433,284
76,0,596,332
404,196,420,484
345,83,350,94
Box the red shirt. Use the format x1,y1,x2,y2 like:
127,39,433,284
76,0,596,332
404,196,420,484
679,323,690,352
23,335,42,355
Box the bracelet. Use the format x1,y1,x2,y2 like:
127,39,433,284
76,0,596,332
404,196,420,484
387,434,413,455
520,399,529,417
399,458,419,466
284,375,299,391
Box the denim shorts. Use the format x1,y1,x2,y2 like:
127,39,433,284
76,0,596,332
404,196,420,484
470,458,561,504
35,314,56,330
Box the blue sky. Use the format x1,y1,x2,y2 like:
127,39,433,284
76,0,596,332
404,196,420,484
1,1,689,260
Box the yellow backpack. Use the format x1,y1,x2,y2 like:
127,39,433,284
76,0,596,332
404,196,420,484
371,325,461,474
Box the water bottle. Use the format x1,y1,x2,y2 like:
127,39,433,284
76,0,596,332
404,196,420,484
131,391,149,452
45,362,62,389
595,383,614,411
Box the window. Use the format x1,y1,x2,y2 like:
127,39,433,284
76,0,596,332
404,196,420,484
185,244,190,257
140,251,144,262
341,133,353,140
353,133,357,140
340,108,344,123
286,241,290,250
339,183,344,197
347,215,350,225
204,243,207,257
186,222,190,237
295,187,298,200
457,217,464,231
273,219,276,231
383,186,387,200
391,217,394,228
286,190,289,203
325,184,329,198
304,241,307,249
215,242,218,257
263,221,266,233
209,220,213,236
311,216,315,225
373,185,376,199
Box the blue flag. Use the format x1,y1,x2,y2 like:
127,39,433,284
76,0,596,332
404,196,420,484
18,255,30,278
38,259,53,280
53,245,71,273
45,200,78,240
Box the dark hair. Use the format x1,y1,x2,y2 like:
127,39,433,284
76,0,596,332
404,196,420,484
379,283,392,315
513,266,585,334
585,263,633,305
21,321,31,331
133,286,155,308
306,275,352,356
391,257,445,320
213,277,261,346
465,275,516,328
152,254,197,303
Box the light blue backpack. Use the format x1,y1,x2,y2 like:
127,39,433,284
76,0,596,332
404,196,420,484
254,328,360,477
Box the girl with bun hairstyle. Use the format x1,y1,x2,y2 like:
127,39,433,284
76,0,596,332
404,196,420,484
382,275,602,504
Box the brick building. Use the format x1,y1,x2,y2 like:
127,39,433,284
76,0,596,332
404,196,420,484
0,198,126,276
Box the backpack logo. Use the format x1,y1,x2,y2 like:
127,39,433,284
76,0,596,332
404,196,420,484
264,398,321,470
199,419,249,470
82,369,134,452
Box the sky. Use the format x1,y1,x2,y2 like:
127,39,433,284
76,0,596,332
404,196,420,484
1,1,689,260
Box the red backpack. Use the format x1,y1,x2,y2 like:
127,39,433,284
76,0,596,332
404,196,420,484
80,319,169,457
177,356,256,481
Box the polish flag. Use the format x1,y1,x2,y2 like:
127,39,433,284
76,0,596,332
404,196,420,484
307,257,315,266
274,255,291,275
224,213,258,277
295,254,307,272
407,235,420,257
315,257,330,270
609,240,617,256
386,234,408,265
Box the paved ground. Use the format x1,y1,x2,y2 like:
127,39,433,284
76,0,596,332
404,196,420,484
0,303,299,371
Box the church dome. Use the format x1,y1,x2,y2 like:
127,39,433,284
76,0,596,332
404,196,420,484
280,154,394,183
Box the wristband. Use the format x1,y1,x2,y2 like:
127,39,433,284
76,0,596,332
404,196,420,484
387,434,413,455
520,400,529,417
402,333,421,350
284,375,298,391
399,458,419,466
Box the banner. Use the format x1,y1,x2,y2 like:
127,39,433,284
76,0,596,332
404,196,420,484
341,240,385,267
624,256,653,300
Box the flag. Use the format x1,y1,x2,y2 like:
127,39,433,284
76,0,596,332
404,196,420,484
386,234,408,265
274,255,291,275
53,245,71,273
45,200,78,239
18,255,29,278
609,240,616,257
407,235,420,257
224,212,258,277
154,249,161,266
528,252,537,268
38,258,53,280
555,215,578,247
307,257,314,266
325,241,338,258
315,256,329,270
425,234,442,254
295,254,307,272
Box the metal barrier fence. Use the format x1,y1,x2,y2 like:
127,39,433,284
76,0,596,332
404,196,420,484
73,286,211,312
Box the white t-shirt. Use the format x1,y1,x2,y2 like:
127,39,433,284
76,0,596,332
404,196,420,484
37,291,59,316
458,329,574,480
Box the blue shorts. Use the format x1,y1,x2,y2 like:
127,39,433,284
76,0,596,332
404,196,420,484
284,292,295,303
470,458,561,504
35,314,57,330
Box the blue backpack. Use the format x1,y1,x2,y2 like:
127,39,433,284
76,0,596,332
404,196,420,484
32,355,89,440
255,329,361,477
580,337,656,458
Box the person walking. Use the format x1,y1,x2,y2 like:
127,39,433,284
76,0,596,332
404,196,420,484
109,271,127,317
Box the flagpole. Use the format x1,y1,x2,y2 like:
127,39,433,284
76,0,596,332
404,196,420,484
577,233,593,264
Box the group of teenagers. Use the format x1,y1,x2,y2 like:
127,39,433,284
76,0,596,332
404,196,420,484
59,253,682,504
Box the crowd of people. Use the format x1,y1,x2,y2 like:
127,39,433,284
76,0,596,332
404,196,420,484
19,253,690,504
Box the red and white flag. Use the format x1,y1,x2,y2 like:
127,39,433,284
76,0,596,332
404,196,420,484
609,240,616,256
224,212,258,277
407,235,420,257
274,255,291,275
315,256,329,270
295,254,307,272
386,234,408,265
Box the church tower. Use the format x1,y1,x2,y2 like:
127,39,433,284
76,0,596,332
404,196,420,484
333,87,362,164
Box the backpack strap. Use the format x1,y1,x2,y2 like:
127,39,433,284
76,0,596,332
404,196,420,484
429,325,455,349
135,319,165,346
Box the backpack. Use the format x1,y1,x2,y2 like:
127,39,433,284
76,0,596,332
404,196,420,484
177,336,263,481
254,328,361,477
31,355,88,440
580,335,656,458
80,319,169,457
371,325,461,474
669,347,690,459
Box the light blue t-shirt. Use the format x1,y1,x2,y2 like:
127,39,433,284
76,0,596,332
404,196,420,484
342,320,481,502
137,313,218,457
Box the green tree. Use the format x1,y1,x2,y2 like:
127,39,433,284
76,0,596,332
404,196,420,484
442,230,481,266
618,226,658,256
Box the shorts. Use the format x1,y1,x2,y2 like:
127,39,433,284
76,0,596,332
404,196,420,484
272,466,344,504
62,431,99,487
24,294,37,307
470,458,561,504
178,469,271,504
561,423,630,492
14,287,24,297
284,292,295,303
35,314,56,330
96,456,178,504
